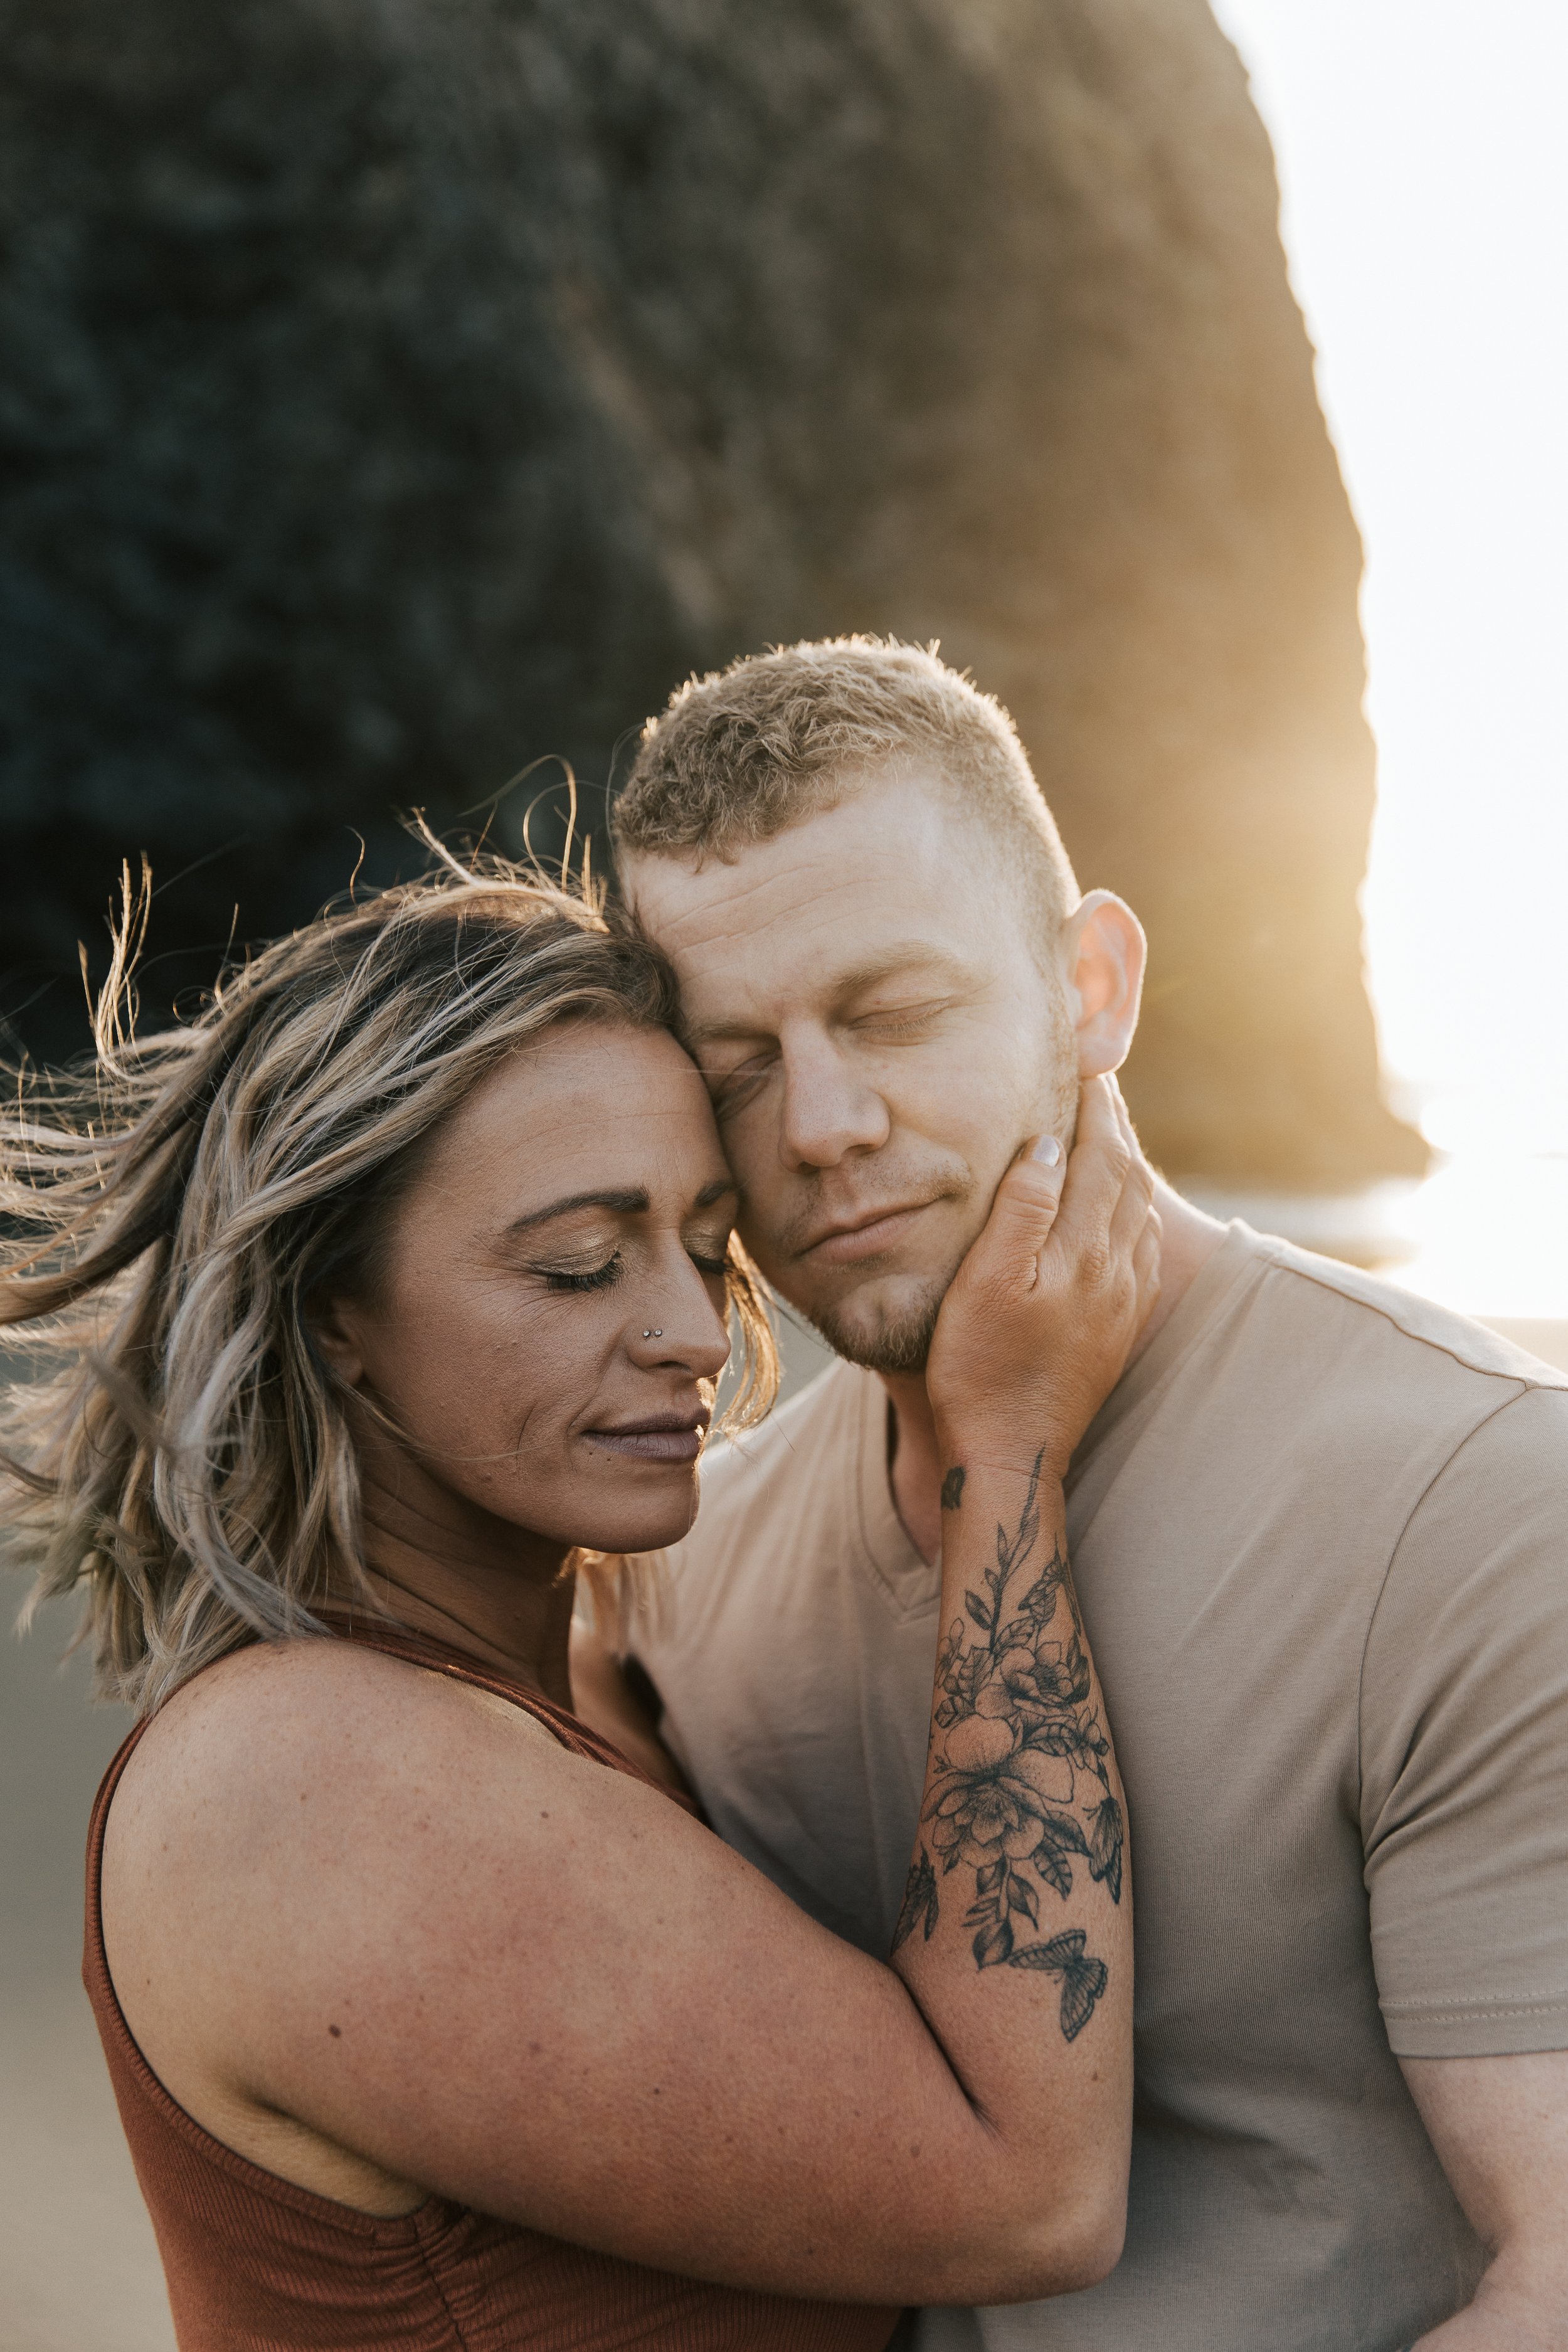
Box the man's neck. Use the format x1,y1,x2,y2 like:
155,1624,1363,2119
884,1177,1226,1564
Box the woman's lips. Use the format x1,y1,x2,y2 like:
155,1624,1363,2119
803,1201,933,1266
584,1424,706,1465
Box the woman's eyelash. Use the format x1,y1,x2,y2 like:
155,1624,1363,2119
541,1255,624,1294
709,1062,773,1115
538,1245,727,1291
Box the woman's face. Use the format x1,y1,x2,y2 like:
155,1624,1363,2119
318,1022,738,1559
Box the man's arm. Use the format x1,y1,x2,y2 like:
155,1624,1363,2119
1402,2052,1568,2349
1358,1375,1568,2346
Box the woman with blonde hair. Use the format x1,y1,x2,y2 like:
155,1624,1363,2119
1,853,1155,2350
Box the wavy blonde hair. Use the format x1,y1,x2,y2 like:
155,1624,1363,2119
0,853,776,1714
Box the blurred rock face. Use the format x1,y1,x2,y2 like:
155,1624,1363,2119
0,0,1421,1181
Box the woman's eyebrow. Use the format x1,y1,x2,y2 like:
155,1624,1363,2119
504,1175,735,1237
505,1187,649,1237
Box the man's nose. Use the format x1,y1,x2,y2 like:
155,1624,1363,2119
778,1032,891,1171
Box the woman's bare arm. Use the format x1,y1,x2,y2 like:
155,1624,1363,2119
102,1080,1150,2308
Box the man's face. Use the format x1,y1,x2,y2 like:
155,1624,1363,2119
624,771,1077,1373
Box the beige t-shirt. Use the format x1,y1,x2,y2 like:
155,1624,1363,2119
620,1224,1568,2352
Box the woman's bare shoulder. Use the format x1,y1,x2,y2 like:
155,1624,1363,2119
112,1632,562,1850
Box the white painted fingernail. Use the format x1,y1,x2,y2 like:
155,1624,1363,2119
1032,1135,1062,1167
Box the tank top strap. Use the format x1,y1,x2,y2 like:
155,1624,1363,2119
84,1711,159,2069
314,1613,700,1808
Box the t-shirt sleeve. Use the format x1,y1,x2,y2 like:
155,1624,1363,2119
1360,1380,1568,2058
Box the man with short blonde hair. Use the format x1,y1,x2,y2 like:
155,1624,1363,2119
589,636,1568,2352
615,635,1078,943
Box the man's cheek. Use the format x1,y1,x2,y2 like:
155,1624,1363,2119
718,1096,781,1185
733,1194,791,1284
897,1093,1019,1188
728,1173,795,1276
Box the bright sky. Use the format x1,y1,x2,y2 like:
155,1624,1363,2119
1209,0,1568,1161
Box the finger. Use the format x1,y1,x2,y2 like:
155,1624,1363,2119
1105,1073,1159,1232
1128,1214,1166,1345
963,1135,1067,1291
1107,1145,1155,1261
1109,1074,1161,1202
1132,1207,1162,1327
1108,1074,1136,1154
1050,1076,1130,1252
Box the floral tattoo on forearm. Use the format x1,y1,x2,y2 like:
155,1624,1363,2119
892,1446,1119,2043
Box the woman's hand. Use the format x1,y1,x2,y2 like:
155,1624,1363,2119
926,1075,1160,1482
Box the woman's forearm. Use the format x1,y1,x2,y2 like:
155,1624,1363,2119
887,1439,1133,2295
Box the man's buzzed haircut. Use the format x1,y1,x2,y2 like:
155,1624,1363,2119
612,637,1079,938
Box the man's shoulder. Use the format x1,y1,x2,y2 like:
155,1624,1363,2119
1214,1225,1568,1496
1241,1225,1568,1398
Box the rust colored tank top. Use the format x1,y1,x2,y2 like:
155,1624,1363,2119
84,1621,900,2352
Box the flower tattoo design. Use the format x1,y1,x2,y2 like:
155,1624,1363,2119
891,1446,1119,2043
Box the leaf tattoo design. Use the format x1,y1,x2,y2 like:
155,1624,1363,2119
891,1848,941,1951
1086,1793,1125,1906
914,1444,1116,2040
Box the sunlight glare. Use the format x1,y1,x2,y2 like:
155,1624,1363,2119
1208,0,1568,1316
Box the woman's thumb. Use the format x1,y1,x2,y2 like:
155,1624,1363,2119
970,1134,1066,1289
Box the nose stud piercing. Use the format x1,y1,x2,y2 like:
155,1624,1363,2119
643,1328,663,1339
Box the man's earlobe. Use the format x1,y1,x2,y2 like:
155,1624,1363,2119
1062,892,1147,1078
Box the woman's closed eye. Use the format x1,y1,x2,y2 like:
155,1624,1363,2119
532,1237,728,1291
704,1052,775,1120
686,1237,731,1279
536,1253,625,1294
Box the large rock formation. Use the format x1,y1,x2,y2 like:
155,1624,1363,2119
0,0,1421,1181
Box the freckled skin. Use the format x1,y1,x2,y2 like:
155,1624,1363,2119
308,1023,740,1698
324,1023,736,1558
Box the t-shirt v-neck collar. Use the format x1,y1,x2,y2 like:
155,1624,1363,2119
844,1363,940,1621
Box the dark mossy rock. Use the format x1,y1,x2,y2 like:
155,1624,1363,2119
0,0,1422,1181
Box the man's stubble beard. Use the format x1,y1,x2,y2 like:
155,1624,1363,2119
805,1265,953,1378
789,1018,1080,1380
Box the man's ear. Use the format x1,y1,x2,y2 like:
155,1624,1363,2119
306,1291,366,1391
1060,891,1147,1078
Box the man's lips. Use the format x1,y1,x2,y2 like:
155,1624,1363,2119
583,1413,709,1465
799,1198,942,1266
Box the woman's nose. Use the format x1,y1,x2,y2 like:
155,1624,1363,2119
625,1262,732,1379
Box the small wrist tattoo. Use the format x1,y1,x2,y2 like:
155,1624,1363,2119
940,1466,966,1512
